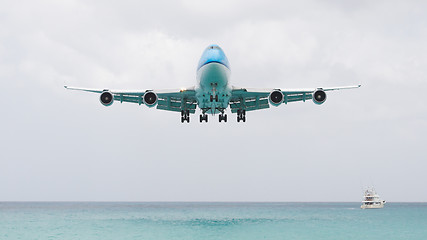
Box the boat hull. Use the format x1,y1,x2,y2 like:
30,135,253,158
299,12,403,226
361,202,386,209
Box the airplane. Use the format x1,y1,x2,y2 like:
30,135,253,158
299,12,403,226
65,44,360,123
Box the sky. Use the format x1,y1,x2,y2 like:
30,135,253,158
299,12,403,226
1,0,426,202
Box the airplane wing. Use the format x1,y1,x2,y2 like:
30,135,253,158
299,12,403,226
229,85,361,113
64,86,198,113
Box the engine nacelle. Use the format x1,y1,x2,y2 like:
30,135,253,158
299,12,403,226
143,91,158,107
313,89,327,105
269,90,284,107
100,91,114,106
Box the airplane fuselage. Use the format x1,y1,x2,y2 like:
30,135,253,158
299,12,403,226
195,45,231,114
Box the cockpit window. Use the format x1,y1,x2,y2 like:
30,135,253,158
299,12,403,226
210,46,220,50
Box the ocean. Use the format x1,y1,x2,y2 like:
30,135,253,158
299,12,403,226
0,202,426,240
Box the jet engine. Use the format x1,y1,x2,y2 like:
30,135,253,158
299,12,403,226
269,90,284,107
143,91,158,107
100,91,114,106
313,89,327,105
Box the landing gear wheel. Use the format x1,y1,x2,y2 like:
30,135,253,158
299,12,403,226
181,110,190,123
237,109,246,123
210,95,213,102
199,114,208,123
215,95,219,102
219,114,227,123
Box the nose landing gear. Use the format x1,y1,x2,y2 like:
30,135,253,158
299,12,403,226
210,95,219,102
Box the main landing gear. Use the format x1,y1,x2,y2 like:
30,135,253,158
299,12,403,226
219,114,227,122
199,114,208,123
237,109,246,122
181,110,190,123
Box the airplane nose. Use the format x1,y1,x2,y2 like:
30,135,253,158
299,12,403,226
197,45,230,70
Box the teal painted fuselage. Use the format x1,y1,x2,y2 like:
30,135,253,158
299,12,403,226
195,45,231,114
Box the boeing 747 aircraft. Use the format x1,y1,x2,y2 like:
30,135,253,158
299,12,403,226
65,44,360,123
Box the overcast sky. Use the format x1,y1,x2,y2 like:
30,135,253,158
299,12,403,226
1,0,426,202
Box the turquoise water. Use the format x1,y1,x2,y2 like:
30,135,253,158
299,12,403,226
1,202,426,240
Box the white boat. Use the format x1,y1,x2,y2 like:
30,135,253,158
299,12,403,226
360,187,386,209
